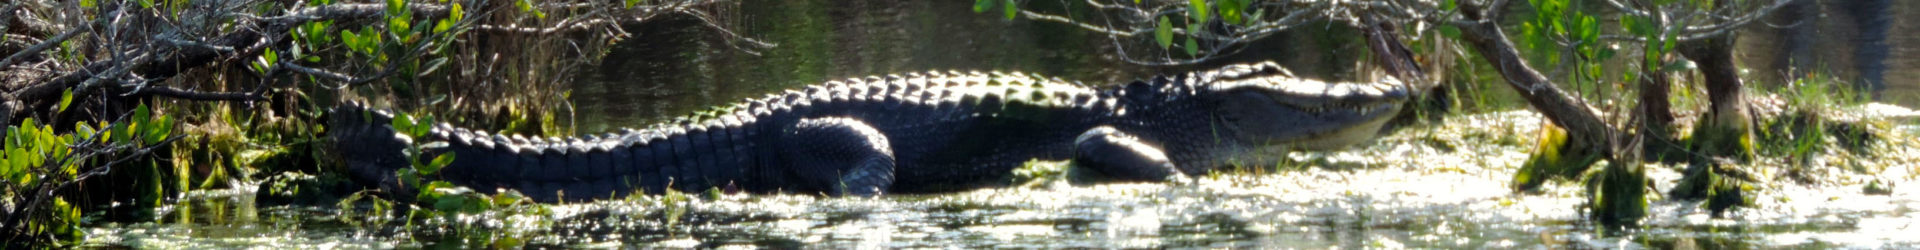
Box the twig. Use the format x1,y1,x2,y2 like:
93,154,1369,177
130,86,265,101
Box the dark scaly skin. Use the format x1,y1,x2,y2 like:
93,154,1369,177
329,62,1412,202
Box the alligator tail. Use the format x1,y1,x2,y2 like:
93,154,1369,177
326,102,416,195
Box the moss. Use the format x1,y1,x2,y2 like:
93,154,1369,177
1585,161,1648,230
1863,179,1894,195
1511,124,1603,192
1688,110,1757,163
1666,160,1756,217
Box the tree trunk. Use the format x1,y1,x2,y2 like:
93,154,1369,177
1679,32,1757,161
1453,1,1619,155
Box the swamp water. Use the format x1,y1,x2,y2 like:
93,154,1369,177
82,1,1920,248
81,111,1920,248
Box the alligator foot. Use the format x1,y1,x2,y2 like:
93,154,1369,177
782,117,897,196
1072,126,1184,183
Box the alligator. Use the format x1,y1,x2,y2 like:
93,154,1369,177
329,62,1412,202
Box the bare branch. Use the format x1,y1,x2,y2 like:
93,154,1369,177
0,23,90,68
130,85,265,101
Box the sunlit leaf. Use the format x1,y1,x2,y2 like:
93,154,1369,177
973,0,994,13
58,89,73,114
262,49,278,68
1188,0,1209,22
1003,0,1017,20
144,113,172,145
434,19,453,33
450,3,465,21
391,114,416,138
74,122,95,143
516,0,547,19
7,148,25,175
1219,0,1244,24
386,0,406,15
423,152,455,175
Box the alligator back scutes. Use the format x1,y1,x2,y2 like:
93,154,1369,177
332,68,1141,200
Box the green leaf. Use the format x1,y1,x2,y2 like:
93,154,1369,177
144,113,171,145
398,168,421,191
138,0,153,8
57,89,73,114
74,122,95,142
435,195,466,212
1443,0,1457,11
7,148,25,174
390,114,416,138
340,29,361,52
1156,16,1174,49
262,49,278,68
1218,0,1244,24
133,104,152,127
516,0,547,19
386,0,406,15
450,3,465,21
492,190,526,207
1003,0,1017,20
110,119,130,144
1188,0,1209,22
388,13,412,38
974,0,994,13
423,152,455,175
434,20,453,33
413,115,435,137
1579,15,1599,45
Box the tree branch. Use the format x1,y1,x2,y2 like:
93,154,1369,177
1453,1,1620,154
0,21,90,69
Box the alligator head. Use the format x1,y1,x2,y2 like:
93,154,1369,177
1197,62,1411,153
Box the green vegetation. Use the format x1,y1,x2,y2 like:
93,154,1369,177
3,104,175,246
331,111,551,248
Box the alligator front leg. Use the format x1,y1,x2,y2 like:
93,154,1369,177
1072,126,1185,182
780,117,897,196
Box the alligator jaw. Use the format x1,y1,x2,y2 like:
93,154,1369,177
1203,73,1410,152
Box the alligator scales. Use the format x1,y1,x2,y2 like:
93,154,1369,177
330,62,1410,202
